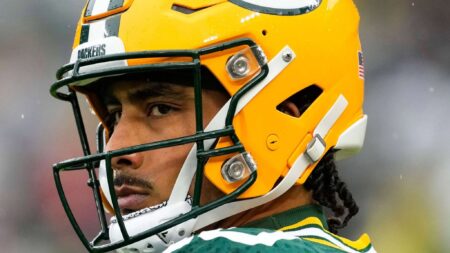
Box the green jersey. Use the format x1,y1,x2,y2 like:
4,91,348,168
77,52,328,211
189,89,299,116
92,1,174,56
165,205,376,253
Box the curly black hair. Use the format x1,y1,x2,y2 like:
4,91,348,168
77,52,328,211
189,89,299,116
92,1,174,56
303,150,359,234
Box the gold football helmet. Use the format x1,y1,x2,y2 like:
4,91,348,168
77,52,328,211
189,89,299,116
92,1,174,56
50,0,367,252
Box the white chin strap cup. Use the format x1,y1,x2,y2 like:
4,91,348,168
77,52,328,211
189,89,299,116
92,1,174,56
110,201,196,253
99,160,196,253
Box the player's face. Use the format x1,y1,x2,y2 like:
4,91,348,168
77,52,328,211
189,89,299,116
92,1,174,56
101,78,228,215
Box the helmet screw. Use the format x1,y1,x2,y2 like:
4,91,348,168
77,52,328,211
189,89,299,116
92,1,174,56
227,161,245,181
178,229,186,237
221,152,256,183
282,50,293,62
230,55,250,78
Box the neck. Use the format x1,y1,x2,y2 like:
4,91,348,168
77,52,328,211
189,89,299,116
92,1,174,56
215,185,313,228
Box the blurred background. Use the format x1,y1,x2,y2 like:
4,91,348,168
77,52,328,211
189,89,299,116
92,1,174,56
0,0,448,252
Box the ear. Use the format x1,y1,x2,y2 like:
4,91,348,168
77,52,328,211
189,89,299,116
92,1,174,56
277,101,301,118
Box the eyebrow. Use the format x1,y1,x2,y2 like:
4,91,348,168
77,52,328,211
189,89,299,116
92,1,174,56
102,82,192,106
128,83,188,102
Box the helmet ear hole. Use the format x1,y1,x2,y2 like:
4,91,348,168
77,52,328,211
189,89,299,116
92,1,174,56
277,101,301,117
276,84,323,117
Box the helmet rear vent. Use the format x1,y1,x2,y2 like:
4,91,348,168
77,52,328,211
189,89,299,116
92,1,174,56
171,4,198,14
277,84,322,118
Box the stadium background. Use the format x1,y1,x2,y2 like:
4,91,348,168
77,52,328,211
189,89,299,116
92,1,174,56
0,0,448,252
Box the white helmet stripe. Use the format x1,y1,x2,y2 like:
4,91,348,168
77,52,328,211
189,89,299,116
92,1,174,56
78,15,121,45
91,0,112,16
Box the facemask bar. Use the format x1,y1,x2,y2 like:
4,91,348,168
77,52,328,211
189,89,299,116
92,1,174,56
53,89,111,248
50,38,269,252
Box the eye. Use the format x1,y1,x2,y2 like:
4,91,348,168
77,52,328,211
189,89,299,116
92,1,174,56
104,110,121,132
147,104,174,117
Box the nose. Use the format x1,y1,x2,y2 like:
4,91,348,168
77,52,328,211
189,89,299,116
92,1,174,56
110,152,144,171
105,115,144,171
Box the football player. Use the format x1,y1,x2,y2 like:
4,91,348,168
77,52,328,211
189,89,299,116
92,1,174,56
50,0,375,252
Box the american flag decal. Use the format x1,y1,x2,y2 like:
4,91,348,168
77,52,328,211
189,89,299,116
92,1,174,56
358,51,365,80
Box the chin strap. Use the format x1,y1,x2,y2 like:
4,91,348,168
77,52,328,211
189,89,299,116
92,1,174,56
193,94,348,231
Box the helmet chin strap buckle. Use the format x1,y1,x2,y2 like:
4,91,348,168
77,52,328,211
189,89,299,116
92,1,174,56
221,152,257,183
305,134,326,163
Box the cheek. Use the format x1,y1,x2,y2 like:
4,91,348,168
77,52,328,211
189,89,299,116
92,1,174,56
149,117,196,142
153,144,192,167
201,92,228,127
124,113,196,189
142,144,194,192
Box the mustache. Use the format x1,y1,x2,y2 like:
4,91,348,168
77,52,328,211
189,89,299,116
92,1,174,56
113,173,153,191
